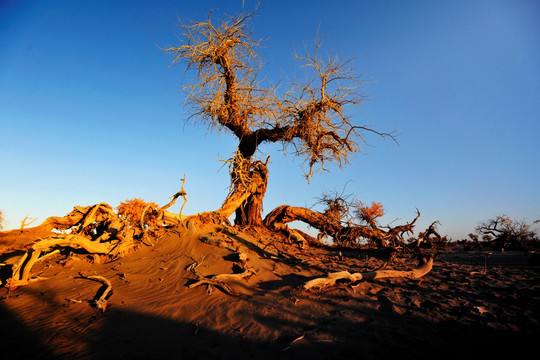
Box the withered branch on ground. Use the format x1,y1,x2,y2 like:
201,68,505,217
187,268,256,296
304,257,434,290
78,274,113,312
3,186,189,290
264,204,421,248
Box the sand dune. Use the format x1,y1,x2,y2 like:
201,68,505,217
1,223,539,359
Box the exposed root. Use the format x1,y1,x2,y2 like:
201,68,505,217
264,204,427,248
3,185,190,290
7,234,117,289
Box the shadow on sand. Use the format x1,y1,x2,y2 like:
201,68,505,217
1,294,538,360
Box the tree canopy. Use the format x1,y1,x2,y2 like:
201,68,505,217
164,7,395,179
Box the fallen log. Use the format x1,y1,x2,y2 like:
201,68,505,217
264,205,421,247
303,257,433,290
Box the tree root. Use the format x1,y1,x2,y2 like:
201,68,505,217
7,235,117,289
303,257,434,290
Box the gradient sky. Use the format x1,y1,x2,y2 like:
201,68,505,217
1,0,539,240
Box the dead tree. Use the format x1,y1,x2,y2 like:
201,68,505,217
412,221,448,249
3,191,189,289
2,7,438,293
163,7,395,226
475,215,539,250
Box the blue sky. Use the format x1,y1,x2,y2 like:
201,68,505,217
1,0,539,240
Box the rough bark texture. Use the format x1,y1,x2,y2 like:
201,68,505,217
234,161,268,226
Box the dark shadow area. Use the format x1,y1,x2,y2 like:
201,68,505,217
0,250,25,282
440,250,534,266
0,303,55,359
214,229,328,277
0,249,26,263
88,303,538,360
1,279,539,360
86,309,276,360
222,253,242,262
248,293,539,360
221,229,284,261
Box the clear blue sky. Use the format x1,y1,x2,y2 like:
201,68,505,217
1,0,539,240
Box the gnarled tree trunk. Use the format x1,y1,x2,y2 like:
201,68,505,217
223,153,269,227
234,165,268,226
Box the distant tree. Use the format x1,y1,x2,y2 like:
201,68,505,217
164,7,395,227
475,215,539,250
0,210,4,230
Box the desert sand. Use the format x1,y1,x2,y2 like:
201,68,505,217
1,222,539,359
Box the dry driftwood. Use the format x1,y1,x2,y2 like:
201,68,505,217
81,275,113,312
187,268,256,296
303,257,434,290
7,234,117,289
4,188,190,290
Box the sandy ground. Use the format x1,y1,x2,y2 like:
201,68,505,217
1,223,539,359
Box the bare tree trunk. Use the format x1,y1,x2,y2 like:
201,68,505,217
227,158,268,226
234,161,268,226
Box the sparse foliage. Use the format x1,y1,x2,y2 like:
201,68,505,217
0,210,4,230
316,190,352,224
117,198,160,229
356,201,385,227
475,215,539,250
164,9,395,173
